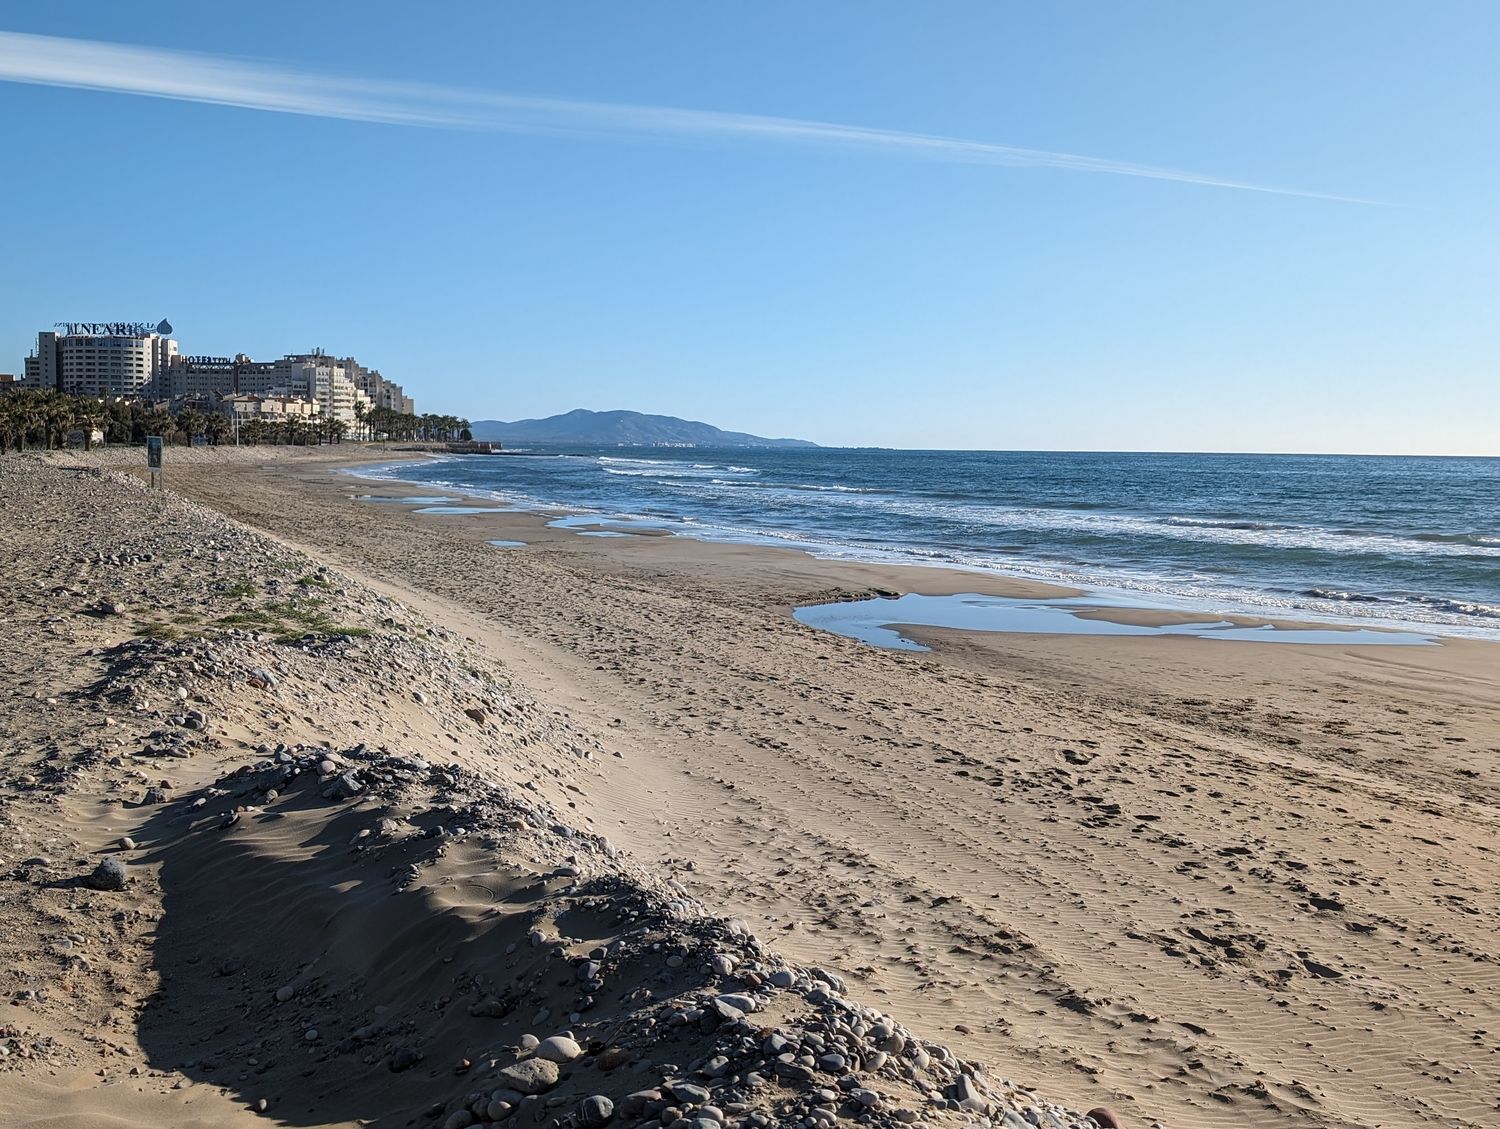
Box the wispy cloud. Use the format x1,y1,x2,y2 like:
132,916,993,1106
0,30,1375,203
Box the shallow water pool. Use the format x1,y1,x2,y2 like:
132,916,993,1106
412,505,528,515
793,593,1437,651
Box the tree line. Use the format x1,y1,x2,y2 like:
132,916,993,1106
354,403,473,443
0,390,472,453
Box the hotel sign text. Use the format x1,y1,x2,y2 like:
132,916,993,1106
57,321,157,337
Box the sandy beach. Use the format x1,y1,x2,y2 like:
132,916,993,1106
6,448,1498,1129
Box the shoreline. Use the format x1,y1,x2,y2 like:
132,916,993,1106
2,455,1089,1129
44,445,1500,1129
343,454,1485,646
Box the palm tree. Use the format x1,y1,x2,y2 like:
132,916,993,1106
176,410,204,446
0,391,38,452
145,407,178,447
73,397,106,449
104,398,135,445
43,393,76,449
204,413,232,446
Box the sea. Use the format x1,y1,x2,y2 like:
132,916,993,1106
356,449,1500,639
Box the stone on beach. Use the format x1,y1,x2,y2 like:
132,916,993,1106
84,858,127,891
534,1034,582,1063
494,1057,560,1094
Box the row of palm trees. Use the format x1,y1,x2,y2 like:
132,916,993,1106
0,391,255,451
0,390,98,452
0,390,472,453
354,402,473,443
236,415,349,446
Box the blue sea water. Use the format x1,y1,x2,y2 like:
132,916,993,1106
355,449,1500,639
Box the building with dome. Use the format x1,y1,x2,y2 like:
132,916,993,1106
23,321,179,398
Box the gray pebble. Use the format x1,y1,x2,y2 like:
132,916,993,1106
579,1094,614,1126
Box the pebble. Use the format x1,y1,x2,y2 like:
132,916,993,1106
669,1082,710,1106
494,1057,560,1094
579,1094,614,1126
275,985,294,1003
535,1035,582,1063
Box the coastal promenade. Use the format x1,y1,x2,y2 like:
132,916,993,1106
8,447,1499,1129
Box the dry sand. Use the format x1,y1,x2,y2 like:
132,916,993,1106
9,447,1500,1129
1,455,1090,1129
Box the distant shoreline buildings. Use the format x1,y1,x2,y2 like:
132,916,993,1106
15,320,415,425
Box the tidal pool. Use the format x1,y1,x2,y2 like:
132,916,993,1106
412,505,527,515
793,593,1437,652
487,540,527,549
354,494,459,505
547,515,675,534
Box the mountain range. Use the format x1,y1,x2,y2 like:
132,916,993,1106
469,409,818,449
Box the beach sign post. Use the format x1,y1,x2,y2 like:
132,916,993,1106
146,436,163,490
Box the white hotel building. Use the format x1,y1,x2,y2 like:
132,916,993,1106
24,321,179,398
21,325,413,426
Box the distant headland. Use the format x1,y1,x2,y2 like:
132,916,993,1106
470,409,819,449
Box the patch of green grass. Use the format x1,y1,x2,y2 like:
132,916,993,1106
136,621,180,641
220,578,257,599
294,573,333,590
215,593,371,643
216,608,282,630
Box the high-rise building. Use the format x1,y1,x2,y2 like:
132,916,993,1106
163,353,277,399
348,360,416,416
243,351,369,424
25,322,178,397
18,324,414,424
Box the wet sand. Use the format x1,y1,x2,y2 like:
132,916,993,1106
84,448,1500,1128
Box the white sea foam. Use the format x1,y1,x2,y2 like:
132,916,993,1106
652,480,1500,560
342,459,1500,640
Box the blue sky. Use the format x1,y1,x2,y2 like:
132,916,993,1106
1,3,1496,453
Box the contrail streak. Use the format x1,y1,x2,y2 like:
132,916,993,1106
0,30,1378,203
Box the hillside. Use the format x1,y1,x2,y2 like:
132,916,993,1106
470,408,818,448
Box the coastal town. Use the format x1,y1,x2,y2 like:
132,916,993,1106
0,319,473,449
